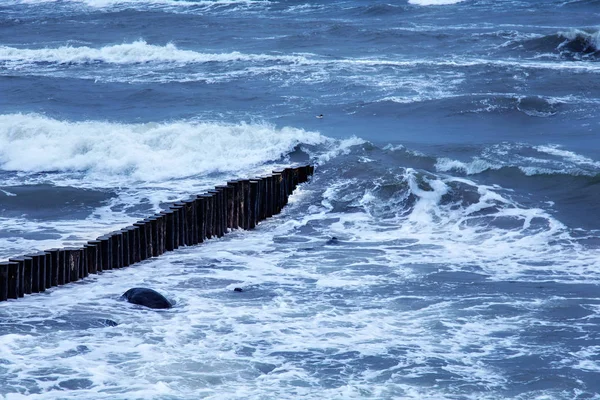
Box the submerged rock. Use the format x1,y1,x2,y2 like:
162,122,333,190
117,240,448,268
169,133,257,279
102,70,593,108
120,288,172,309
326,236,340,245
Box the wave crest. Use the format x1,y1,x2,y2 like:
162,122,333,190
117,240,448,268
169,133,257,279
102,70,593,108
0,113,326,182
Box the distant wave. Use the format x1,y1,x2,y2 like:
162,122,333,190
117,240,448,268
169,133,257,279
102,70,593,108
0,113,325,182
434,143,600,177
511,28,599,60
0,40,312,66
6,0,270,10
557,29,599,56
408,0,467,5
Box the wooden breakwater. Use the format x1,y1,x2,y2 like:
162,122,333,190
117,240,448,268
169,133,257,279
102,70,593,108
0,165,314,302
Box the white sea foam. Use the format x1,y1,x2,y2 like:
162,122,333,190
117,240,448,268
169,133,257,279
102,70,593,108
0,41,312,67
0,158,598,399
0,113,325,183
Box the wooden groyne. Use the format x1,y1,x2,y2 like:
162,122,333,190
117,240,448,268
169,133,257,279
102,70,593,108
0,165,314,302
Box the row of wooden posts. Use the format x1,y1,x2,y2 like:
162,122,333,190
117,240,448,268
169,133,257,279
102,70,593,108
0,165,314,302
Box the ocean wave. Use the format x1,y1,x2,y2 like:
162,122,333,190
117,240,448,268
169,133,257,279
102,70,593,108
0,113,326,183
408,0,467,5
0,40,313,67
434,142,600,177
6,0,270,11
506,28,600,61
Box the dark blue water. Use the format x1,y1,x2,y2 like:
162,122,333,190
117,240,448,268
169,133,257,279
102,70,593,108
1,1,600,399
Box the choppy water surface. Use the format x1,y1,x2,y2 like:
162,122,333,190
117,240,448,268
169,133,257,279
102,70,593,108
1,0,600,399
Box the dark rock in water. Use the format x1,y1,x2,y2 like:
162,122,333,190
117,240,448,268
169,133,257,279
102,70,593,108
234,287,244,292
98,319,119,327
121,288,172,309
326,236,339,245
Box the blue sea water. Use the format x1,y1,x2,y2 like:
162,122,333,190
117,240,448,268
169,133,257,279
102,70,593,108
1,0,600,399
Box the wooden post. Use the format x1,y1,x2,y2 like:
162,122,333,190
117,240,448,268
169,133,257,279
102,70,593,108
235,181,244,229
43,249,54,288
11,256,32,295
140,219,153,259
198,194,214,239
173,202,187,246
236,180,247,229
248,180,259,229
2,261,19,300
163,211,175,251
87,241,101,274
44,248,59,286
126,227,138,264
168,206,182,249
227,181,240,229
207,190,221,237
24,253,39,293
194,196,205,244
120,229,130,267
0,262,16,301
257,178,266,221
273,170,287,207
153,215,165,256
96,236,111,270
215,185,230,234
264,175,274,218
110,231,122,268
183,200,196,245
52,248,66,284
64,248,81,282
26,252,47,292
133,223,147,261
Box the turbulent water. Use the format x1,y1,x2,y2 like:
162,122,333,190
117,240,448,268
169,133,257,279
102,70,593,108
1,1,600,399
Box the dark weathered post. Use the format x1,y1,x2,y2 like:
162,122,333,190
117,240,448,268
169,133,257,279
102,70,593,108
173,202,187,246
110,231,123,268
24,253,39,293
195,195,206,243
2,261,19,300
235,180,245,229
198,193,213,239
129,226,137,262
141,219,153,259
215,185,230,234
272,173,282,214
146,217,158,257
273,170,287,207
248,180,259,229
55,248,67,284
160,211,173,251
207,190,221,237
264,175,274,218
32,251,49,293
0,262,16,301
97,236,111,270
168,205,181,249
64,247,80,282
87,241,101,274
257,178,266,221
227,180,240,229
155,214,165,256
119,229,130,267
44,248,59,286
133,222,148,261
10,256,32,295
43,249,53,288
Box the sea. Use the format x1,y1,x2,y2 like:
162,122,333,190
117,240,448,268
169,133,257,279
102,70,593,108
0,0,599,399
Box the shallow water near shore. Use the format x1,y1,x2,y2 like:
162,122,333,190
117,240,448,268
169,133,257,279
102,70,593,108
1,0,600,399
